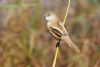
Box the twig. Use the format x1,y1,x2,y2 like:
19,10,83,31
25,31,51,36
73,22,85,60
52,0,71,67
52,41,60,67
63,0,71,25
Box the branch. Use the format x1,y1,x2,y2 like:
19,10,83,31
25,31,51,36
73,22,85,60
63,0,71,25
52,41,60,67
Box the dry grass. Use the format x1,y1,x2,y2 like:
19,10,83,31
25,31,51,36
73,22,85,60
0,0,100,67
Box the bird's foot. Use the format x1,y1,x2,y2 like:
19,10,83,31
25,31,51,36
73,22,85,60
56,41,60,48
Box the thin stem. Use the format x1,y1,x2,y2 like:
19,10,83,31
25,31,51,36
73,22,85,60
52,0,71,67
63,0,71,25
52,47,59,67
52,42,60,67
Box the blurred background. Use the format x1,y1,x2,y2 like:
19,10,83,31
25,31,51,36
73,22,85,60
0,0,100,67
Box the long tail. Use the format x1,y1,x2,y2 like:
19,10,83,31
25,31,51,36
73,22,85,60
61,35,80,54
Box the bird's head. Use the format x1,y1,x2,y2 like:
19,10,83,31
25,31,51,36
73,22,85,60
44,11,58,22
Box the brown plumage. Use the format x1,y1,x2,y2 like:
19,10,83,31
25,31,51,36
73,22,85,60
45,11,80,54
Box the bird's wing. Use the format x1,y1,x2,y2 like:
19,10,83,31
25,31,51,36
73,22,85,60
50,26,63,37
58,22,68,35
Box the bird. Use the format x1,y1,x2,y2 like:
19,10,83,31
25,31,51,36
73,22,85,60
44,11,80,54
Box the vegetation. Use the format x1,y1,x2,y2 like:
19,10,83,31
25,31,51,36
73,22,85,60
0,0,100,67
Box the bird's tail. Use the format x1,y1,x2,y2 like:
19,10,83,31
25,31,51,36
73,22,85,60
61,35,80,54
